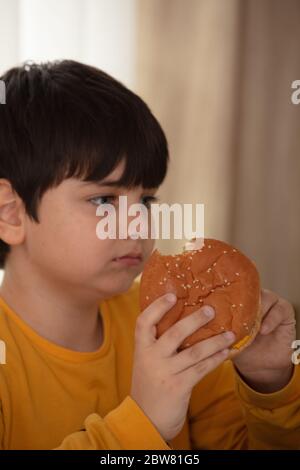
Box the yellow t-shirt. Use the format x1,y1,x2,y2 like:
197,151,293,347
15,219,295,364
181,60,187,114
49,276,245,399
0,280,299,450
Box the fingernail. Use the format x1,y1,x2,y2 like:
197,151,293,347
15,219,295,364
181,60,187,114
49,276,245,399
166,293,177,303
202,306,215,318
223,331,235,341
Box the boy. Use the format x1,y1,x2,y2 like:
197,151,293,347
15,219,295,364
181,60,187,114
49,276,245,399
0,60,299,450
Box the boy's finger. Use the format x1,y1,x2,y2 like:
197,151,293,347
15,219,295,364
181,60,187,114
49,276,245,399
156,306,215,357
168,331,235,373
135,293,177,347
260,308,281,335
181,348,229,391
260,299,296,334
260,288,279,320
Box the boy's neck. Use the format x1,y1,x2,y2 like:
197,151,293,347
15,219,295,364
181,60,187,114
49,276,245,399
0,261,104,353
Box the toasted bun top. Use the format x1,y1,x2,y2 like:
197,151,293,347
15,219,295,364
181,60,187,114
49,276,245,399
140,238,261,351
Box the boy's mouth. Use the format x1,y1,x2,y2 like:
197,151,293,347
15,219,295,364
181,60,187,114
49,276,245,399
113,251,143,266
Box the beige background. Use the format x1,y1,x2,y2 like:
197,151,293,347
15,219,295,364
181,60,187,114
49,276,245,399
136,0,300,334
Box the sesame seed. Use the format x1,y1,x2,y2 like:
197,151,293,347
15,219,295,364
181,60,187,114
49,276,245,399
211,289,215,292
187,284,191,288
193,280,197,283
159,282,163,285
189,256,193,260
239,303,243,307
235,272,240,276
187,267,191,270
213,262,217,266
176,257,180,261
199,299,203,302
243,322,247,326
146,296,149,300
166,262,170,267
207,268,212,272
220,326,225,330
163,277,167,281
181,274,185,277
208,245,211,248
223,250,227,254
202,286,205,290
232,304,236,308
196,285,199,289
233,249,237,252
192,302,196,305
176,275,181,278
175,263,179,267
224,279,228,283
184,302,188,306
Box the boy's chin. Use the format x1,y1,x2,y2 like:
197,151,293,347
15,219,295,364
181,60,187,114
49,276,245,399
96,274,138,297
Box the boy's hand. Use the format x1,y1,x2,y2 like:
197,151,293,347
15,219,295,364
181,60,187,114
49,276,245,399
232,288,297,393
130,294,236,442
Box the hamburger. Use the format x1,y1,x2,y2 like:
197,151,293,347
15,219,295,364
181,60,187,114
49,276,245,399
140,238,261,357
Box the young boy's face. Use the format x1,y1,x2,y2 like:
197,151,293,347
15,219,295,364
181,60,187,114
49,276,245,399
23,160,157,300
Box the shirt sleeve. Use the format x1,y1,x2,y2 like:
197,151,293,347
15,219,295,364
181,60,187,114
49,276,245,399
188,360,300,450
234,363,300,449
188,360,248,449
55,395,172,450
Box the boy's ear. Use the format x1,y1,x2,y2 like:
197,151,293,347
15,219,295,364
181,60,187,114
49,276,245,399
0,179,26,246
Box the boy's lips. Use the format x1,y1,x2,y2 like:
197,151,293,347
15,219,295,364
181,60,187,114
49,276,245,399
113,251,143,266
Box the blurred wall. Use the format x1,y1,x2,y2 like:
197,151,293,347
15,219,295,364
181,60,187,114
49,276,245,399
136,0,300,333
0,0,137,87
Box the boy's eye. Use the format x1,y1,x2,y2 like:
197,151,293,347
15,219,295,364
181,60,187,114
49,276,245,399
88,195,116,206
88,195,159,207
